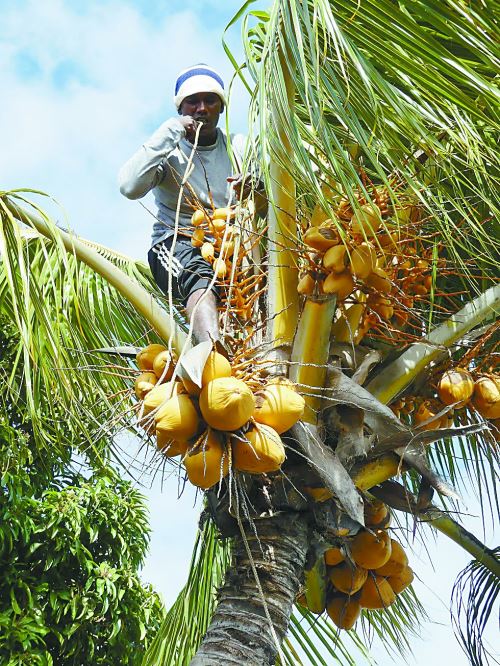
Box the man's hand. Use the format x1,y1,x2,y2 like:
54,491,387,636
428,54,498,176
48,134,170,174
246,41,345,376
228,174,268,217
227,173,251,199
178,115,202,142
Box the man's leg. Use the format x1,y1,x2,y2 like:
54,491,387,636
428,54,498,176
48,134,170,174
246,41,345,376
186,288,220,344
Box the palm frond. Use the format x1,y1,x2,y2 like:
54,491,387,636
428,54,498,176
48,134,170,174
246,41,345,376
451,547,500,666
142,517,231,666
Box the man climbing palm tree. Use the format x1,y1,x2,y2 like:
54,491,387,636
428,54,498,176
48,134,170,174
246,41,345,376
118,64,246,344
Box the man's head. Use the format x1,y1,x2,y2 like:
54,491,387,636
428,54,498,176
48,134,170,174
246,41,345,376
174,65,225,141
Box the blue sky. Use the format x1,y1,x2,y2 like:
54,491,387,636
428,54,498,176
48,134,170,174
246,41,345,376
1,1,496,664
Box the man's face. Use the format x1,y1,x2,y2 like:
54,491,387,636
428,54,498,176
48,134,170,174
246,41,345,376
180,92,222,135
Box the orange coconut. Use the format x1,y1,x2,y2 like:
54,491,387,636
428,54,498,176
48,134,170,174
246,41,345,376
364,266,392,294
322,270,355,300
364,499,389,528
375,539,408,576
184,430,229,489
350,243,376,280
303,224,340,251
359,575,396,609
387,566,414,594
232,423,285,474
253,383,305,434
350,529,392,570
437,369,474,407
201,351,232,386
350,204,382,237
134,372,158,400
199,377,255,431
155,432,189,458
414,400,446,430
212,206,236,221
155,394,201,441
142,382,185,416
191,209,209,227
472,376,500,420
201,242,215,262
323,245,348,273
297,273,316,296
213,258,228,279
329,562,368,595
327,594,361,630
136,344,167,372
324,547,344,567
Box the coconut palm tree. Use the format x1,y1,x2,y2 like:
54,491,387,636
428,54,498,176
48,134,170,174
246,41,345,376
1,0,498,664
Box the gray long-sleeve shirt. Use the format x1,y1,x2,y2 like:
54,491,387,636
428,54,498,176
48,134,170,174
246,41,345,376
118,117,246,247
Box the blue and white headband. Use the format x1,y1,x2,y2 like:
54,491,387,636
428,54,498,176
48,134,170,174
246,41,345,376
174,65,226,110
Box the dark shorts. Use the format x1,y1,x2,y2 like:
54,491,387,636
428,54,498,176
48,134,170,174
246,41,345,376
148,236,218,305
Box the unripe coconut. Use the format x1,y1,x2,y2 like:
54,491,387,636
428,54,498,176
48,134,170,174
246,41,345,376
143,382,185,416
365,266,392,294
387,566,414,594
437,369,474,407
351,204,382,237
322,271,355,300
253,383,305,433
200,377,255,431
201,242,215,262
201,351,232,386
327,594,361,630
350,243,376,279
472,376,500,420
303,224,339,251
156,432,189,458
211,218,226,234
350,529,392,570
232,423,285,474
297,273,316,296
359,575,396,609
152,350,176,382
212,206,236,221
136,344,167,371
191,209,209,227
184,430,230,489
364,499,389,527
134,372,157,400
155,394,201,441
329,562,368,594
191,228,205,247
324,547,344,566
323,245,348,273
375,539,408,576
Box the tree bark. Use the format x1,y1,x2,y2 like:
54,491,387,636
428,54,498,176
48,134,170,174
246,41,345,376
191,511,309,665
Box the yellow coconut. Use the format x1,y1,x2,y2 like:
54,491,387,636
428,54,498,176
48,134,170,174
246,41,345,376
472,376,500,420
199,377,255,431
364,499,389,527
414,400,446,430
213,258,228,279
297,273,316,296
136,344,167,372
184,430,230,489
329,562,368,594
323,245,348,273
359,575,396,609
134,372,158,400
212,207,236,221
191,209,209,227
322,271,355,300
350,529,392,570
375,540,408,576
155,394,201,441
201,351,232,386
437,369,475,407
368,295,394,321
303,486,334,502
350,204,382,237
201,242,215,262
303,225,339,252
191,228,205,248
211,218,227,234
156,432,189,458
324,547,344,567
152,350,176,382
253,383,305,433
142,382,185,416
327,594,361,630
232,423,285,474
364,266,392,294
350,243,376,279
387,566,414,594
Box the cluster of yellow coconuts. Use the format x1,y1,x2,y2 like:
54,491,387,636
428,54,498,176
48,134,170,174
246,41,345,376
189,207,238,280
390,368,500,432
134,343,306,489
299,499,414,630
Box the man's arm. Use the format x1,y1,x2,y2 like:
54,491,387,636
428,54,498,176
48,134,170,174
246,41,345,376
118,116,198,200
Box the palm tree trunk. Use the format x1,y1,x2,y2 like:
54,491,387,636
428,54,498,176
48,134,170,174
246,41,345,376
191,511,309,665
